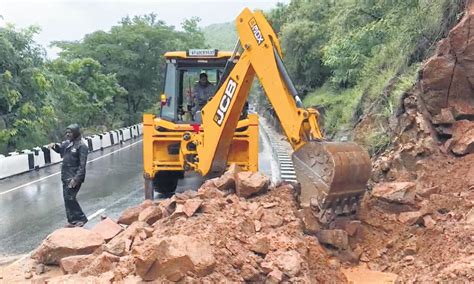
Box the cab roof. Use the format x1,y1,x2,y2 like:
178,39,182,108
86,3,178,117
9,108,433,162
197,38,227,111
164,49,237,59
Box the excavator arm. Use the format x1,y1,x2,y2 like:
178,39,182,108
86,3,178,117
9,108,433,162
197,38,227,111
188,8,371,216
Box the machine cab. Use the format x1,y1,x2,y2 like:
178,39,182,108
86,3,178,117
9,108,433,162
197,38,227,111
159,49,238,122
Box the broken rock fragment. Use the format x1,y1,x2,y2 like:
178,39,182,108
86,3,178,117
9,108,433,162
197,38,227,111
91,217,124,241
32,228,104,265
235,171,270,198
59,254,96,274
316,229,349,250
138,205,163,225
214,163,241,191
134,235,215,281
371,182,417,205
183,199,203,217
118,200,153,225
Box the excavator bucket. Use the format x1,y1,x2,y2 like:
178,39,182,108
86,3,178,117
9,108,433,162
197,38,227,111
292,142,371,215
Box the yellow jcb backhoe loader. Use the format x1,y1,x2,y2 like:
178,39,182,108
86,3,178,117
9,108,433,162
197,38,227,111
143,8,371,220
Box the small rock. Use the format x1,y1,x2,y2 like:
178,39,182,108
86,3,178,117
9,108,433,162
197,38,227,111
423,215,437,228
344,220,361,237
360,253,370,262
465,208,474,224
24,271,33,279
271,250,302,277
260,261,275,274
261,211,283,228
404,244,417,256
250,237,271,255
254,220,262,232
240,264,261,282
299,208,320,235
416,186,440,198
316,229,349,250
35,263,46,275
266,269,283,284
398,211,423,225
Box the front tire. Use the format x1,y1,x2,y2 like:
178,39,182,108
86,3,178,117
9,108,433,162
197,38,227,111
153,171,182,198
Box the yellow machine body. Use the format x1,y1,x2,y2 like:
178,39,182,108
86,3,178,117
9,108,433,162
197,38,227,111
143,8,371,216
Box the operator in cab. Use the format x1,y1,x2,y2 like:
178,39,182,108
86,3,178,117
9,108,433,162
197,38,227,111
192,72,215,119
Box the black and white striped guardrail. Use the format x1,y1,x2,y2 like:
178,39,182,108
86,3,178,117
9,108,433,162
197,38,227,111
0,124,143,180
260,117,297,183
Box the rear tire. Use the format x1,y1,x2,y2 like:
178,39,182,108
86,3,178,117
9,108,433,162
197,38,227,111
153,171,182,197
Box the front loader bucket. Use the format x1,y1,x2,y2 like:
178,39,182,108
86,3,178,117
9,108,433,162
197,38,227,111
292,142,371,214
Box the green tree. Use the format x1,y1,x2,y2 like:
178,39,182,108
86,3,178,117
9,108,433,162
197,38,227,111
54,14,207,124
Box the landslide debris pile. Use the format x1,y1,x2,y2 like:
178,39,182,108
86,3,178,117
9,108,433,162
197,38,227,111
26,166,347,283
359,2,474,282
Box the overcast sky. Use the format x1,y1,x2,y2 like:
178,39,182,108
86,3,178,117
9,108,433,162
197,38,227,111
0,0,290,58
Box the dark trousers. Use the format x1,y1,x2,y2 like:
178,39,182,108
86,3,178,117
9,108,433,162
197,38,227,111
62,182,88,224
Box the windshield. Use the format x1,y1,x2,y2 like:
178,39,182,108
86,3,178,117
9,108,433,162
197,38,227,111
160,61,225,122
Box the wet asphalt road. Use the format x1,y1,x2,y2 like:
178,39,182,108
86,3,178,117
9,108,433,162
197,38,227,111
0,131,274,257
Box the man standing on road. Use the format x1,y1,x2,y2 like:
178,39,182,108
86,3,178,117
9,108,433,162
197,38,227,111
49,124,89,227
192,72,215,118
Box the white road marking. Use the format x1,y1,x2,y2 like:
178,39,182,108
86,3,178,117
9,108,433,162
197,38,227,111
87,208,106,220
0,140,142,196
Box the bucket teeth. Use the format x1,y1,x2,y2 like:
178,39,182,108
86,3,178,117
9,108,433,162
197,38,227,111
292,141,371,216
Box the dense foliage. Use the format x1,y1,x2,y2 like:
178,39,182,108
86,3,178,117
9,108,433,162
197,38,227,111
0,15,205,153
267,0,466,154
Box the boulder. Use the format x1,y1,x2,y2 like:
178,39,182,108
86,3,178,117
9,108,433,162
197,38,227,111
371,182,417,205
316,229,349,250
235,171,270,198
32,228,104,265
59,254,96,274
451,120,474,155
91,217,123,241
134,235,215,281
138,206,163,225
214,163,241,191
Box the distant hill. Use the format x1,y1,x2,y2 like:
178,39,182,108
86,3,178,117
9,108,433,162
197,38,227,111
202,22,237,51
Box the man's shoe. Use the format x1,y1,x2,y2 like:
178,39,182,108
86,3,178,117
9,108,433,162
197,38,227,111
74,221,87,227
64,223,75,228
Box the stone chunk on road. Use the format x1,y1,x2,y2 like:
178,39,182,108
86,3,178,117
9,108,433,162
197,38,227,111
134,235,215,281
138,206,163,225
32,228,104,265
235,171,270,198
371,182,417,205
60,254,96,274
91,217,124,241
